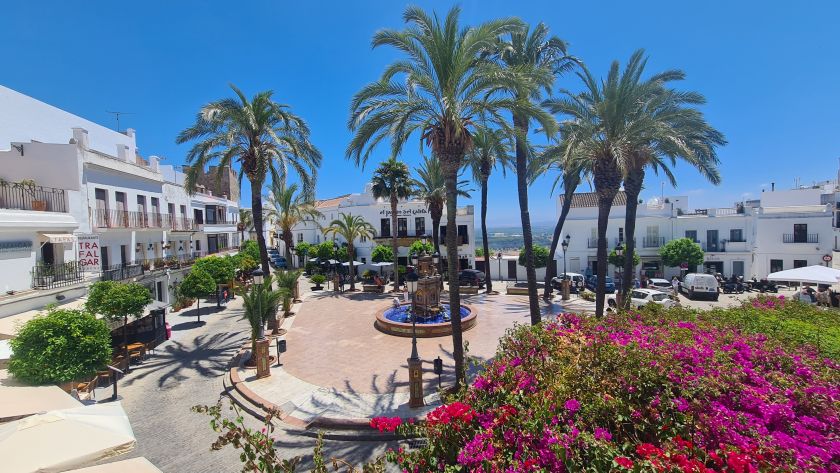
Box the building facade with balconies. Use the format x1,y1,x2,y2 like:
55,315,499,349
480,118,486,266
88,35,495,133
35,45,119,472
556,185,835,281
284,183,476,272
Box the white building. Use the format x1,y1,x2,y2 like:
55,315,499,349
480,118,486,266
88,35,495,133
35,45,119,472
555,184,836,281
0,85,240,316
283,184,476,272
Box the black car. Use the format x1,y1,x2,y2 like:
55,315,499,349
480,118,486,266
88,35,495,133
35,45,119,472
458,269,486,287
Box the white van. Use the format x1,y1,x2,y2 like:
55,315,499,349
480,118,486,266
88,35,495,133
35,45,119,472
680,273,719,301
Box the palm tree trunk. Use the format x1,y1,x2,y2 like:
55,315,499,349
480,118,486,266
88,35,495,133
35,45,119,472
480,177,493,293
622,168,644,308
283,229,294,268
348,243,356,291
251,180,270,276
513,113,541,324
543,194,574,299
442,159,465,387
593,159,621,318
390,195,399,290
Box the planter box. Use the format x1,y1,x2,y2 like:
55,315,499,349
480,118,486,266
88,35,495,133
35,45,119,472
460,286,479,294
506,286,530,295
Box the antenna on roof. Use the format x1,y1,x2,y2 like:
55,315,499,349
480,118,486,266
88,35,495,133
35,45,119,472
105,111,135,132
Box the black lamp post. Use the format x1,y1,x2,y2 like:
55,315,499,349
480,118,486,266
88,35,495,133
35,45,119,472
615,244,624,308
496,252,503,282
405,271,420,361
561,234,571,300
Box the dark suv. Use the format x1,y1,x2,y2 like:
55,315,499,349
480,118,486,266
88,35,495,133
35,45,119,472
458,269,486,287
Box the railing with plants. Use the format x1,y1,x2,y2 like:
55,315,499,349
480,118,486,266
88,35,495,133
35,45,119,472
101,263,144,282
0,179,67,212
31,261,83,289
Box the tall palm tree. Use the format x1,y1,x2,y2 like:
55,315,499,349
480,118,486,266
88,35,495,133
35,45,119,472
532,140,585,299
495,22,575,324
370,157,413,289
322,213,375,292
177,84,322,275
412,156,471,262
617,69,725,306
465,128,509,294
546,51,683,317
264,181,322,268
347,6,541,385
238,208,253,245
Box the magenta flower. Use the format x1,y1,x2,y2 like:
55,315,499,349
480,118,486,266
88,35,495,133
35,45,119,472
564,398,580,413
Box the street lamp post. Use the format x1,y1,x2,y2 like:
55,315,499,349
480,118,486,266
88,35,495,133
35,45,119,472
405,271,423,407
496,252,503,282
561,234,571,301
252,268,271,379
615,244,624,309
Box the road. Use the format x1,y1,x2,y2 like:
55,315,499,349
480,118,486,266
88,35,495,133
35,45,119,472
108,296,390,473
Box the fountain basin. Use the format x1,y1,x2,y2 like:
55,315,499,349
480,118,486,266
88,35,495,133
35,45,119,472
375,302,477,337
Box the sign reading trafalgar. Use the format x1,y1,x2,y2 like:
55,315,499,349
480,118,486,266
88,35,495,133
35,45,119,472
78,234,102,272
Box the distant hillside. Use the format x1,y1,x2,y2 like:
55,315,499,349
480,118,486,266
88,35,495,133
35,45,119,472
479,224,555,252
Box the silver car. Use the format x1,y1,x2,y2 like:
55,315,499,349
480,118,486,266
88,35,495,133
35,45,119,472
608,288,677,309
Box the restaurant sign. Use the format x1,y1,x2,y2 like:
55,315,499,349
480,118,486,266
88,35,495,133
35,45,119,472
78,234,102,272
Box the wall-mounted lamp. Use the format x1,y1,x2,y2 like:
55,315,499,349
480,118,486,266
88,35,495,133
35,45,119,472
11,144,23,156
148,243,153,251
135,243,142,252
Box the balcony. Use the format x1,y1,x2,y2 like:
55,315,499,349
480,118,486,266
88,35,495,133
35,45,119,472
31,261,84,289
587,238,605,248
0,180,67,212
783,234,819,244
167,215,198,231
201,214,238,226
101,263,144,281
642,236,665,248
93,209,167,229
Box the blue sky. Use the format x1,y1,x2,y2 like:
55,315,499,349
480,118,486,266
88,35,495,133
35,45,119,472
1,1,838,226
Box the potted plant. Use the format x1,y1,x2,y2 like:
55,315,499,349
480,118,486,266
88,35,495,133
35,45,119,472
310,274,326,290
362,269,374,283
141,260,151,271
32,262,54,287
19,179,47,211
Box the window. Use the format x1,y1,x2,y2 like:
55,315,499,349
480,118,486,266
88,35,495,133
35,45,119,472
732,261,745,277
440,225,447,241
361,257,367,264
195,240,201,251
457,225,468,245
151,197,160,213
205,205,218,224
770,259,783,273
380,218,391,237
297,233,303,243
194,208,204,224
794,259,808,268
397,218,408,237
101,247,110,269
415,217,426,236
180,205,187,217
730,229,744,242
115,192,126,211
168,203,175,215
706,230,719,252
618,227,624,243
361,235,368,243
684,230,697,243
137,195,146,212
793,224,807,243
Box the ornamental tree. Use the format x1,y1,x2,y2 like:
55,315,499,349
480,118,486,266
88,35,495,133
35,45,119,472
240,240,260,263
86,281,152,363
371,244,393,263
409,240,434,256
9,308,112,385
179,268,216,323
518,245,549,269
660,238,704,268
608,248,641,267
314,241,335,260
193,256,235,306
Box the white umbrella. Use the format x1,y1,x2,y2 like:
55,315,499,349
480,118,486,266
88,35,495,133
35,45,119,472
341,261,365,266
767,265,840,285
0,402,136,473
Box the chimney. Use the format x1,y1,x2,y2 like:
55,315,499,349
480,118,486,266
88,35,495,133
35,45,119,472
149,155,161,172
125,128,136,139
116,144,131,162
71,128,89,149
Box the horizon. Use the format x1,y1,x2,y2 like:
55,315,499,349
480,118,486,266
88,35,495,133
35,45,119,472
1,1,838,227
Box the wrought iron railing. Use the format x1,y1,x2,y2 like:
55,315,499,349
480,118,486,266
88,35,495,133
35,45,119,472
92,209,170,229
31,261,83,289
783,233,818,243
0,180,67,212
642,236,666,248
101,264,144,281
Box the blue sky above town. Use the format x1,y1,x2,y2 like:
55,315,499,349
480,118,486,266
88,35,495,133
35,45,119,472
1,1,838,226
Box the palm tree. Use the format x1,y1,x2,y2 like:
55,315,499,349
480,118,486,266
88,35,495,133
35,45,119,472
617,64,725,306
533,140,585,299
412,156,471,263
264,181,322,268
495,22,575,324
465,129,509,294
177,84,322,275
545,51,695,317
238,209,253,245
241,275,285,365
370,157,413,290
321,213,375,291
347,6,540,385
274,269,302,318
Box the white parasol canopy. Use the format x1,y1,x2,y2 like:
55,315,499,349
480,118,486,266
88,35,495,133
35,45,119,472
766,265,840,285
0,402,136,472
341,261,365,266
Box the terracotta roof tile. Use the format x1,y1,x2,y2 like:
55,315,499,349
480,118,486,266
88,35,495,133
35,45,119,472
315,194,352,209
559,191,628,208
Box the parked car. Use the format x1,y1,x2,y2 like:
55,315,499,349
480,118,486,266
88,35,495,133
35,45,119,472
270,256,288,269
607,288,677,309
550,273,585,293
458,269,486,287
585,275,616,293
647,278,673,292
680,273,719,300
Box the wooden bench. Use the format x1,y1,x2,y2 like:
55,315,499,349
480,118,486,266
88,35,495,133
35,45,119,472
362,285,385,293
460,286,479,294
506,286,530,295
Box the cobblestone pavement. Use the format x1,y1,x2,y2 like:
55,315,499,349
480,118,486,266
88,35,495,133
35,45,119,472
104,295,390,472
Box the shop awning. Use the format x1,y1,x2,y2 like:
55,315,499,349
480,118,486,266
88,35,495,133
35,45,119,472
40,233,77,244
